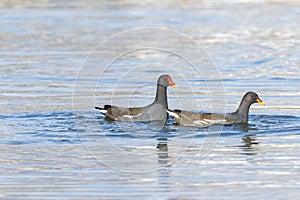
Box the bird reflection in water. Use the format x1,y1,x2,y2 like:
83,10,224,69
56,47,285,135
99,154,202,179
156,138,171,192
156,138,169,165
239,135,260,155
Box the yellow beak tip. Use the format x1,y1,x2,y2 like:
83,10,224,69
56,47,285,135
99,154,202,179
258,101,265,105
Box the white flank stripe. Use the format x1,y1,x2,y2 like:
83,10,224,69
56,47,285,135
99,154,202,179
122,113,143,119
193,120,209,126
194,119,226,126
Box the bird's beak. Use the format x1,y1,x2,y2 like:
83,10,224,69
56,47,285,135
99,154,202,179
256,97,265,105
168,76,176,88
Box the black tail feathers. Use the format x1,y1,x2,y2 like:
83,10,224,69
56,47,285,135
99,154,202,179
95,105,111,110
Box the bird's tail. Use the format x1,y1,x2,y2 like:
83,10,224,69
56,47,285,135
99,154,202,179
95,106,109,114
166,109,181,119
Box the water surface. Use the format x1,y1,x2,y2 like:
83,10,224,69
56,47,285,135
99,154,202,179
0,0,299,199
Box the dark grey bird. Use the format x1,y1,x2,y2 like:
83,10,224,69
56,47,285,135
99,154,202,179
167,91,265,127
95,75,176,123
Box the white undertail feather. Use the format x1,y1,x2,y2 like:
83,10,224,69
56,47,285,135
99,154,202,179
166,110,180,119
97,109,107,114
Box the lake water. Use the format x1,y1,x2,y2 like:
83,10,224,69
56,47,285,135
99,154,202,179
0,0,299,199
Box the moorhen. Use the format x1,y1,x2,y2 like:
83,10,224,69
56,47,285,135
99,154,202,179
95,74,176,123
167,91,265,126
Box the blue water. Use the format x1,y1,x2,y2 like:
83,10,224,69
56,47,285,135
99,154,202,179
0,0,299,199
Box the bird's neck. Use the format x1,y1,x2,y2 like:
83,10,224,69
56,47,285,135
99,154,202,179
235,100,252,123
154,84,168,108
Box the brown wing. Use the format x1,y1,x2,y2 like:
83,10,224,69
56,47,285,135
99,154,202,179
105,105,144,118
173,110,226,126
128,107,144,116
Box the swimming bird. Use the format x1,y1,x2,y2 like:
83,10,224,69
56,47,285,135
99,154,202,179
95,75,176,122
167,91,265,126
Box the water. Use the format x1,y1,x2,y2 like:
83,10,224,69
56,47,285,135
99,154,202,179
1,0,300,199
